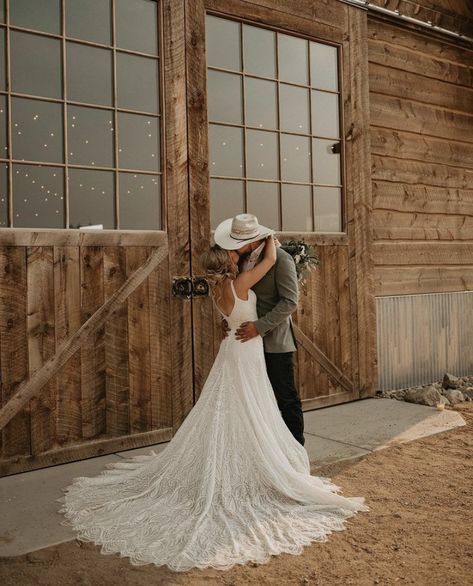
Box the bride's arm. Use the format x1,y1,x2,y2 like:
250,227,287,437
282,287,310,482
234,236,276,294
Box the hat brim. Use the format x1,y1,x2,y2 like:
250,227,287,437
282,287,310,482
213,218,275,250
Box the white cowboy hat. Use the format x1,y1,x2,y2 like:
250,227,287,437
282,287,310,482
214,213,274,250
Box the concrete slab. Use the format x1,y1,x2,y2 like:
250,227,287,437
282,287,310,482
303,397,466,452
0,397,465,558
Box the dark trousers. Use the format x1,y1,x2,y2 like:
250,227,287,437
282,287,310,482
264,352,305,446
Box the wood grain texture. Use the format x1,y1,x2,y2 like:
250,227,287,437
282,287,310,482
374,265,473,295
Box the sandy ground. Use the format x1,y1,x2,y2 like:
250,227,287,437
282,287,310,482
1,401,472,586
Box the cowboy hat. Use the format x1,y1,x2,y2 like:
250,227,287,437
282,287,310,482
214,213,275,250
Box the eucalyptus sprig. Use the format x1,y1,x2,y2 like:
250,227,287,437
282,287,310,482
280,239,320,290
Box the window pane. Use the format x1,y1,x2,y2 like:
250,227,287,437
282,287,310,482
12,164,64,228
68,106,114,167
11,31,62,98
281,184,312,231
247,182,279,230
119,172,161,230
312,138,341,184
207,70,242,124
65,0,112,45
311,90,339,138
67,42,113,106
0,95,6,157
12,97,63,163
0,163,7,227
117,53,159,113
206,15,241,71
210,178,244,230
310,42,338,91
246,129,278,180
209,124,243,177
0,28,5,91
10,0,61,34
279,84,309,134
313,186,341,232
68,168,115,229
118,112,160,172
244,78,277,129
0,1,4,22
280,134,310,183
278,34,308,85
243,24,276,78
115,0,158,55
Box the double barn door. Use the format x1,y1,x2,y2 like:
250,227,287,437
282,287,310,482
0,0,375,476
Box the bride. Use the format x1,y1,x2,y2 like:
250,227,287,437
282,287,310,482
57,232,369,572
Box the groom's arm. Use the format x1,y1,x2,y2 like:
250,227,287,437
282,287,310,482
253,252,298,337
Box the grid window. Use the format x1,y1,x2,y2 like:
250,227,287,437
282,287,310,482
206,14,343,233
0,0,163,230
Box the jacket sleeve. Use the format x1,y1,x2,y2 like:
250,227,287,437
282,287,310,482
253,251,298,337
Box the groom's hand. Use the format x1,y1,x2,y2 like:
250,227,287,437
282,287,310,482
235,321,260,342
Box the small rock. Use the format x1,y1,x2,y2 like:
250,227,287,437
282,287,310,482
443,389,465,404
438,395,450,405
404,386,442,406
462,388,473,399
443,372,460,389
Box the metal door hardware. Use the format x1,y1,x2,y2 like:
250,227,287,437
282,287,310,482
172,276,210,298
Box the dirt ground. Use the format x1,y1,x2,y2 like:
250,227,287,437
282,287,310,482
1,401,472,586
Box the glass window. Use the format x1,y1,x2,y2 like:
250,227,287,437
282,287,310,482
12,164,64,228
68,168,115,229
0,0,162,230
65,0,112,45
0,1,4,23
66,42,113,106
12,97,64,164
115,0,158,54
68,105,114,168
10,0,61,35
119,172,161,230
206,15,342,233
10,31,62,99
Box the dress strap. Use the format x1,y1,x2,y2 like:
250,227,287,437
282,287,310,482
229,278,237,302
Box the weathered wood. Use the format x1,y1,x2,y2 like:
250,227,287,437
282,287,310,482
27,246,56,454
0,244,168,433
0,426,173,477
0,247,30,457
374,265,473,295
0,229,167,247
163,0,193,432
373,241,473,265
103,247,130,437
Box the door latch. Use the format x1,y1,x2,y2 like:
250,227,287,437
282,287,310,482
172,276,210,299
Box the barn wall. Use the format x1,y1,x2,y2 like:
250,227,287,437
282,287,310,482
368,15,473,296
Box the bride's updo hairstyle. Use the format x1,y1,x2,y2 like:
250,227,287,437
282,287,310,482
200,244,237,292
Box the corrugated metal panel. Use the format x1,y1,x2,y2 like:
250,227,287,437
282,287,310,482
376,291,473,391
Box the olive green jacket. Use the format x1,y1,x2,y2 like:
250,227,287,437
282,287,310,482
243,247,299,353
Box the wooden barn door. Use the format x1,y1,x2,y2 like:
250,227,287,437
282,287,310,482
0,1,192,476
186,1,376,408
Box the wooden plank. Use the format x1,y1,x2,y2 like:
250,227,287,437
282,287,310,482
0,229,167,247
368,37,473,87
163,0,193,431
338,246,353,379
148,251,173,429
80,246,106,440
205,0,344,42
0,426,172,477
54,246,82,445
370,127,473,169
372,154,473,189
368,11,473,56
27,246,56,455
0,247,30,457
0,245,168,435
372,181,473,216
373,226,473,241
103,247,130,437
370,93,473,144
372,209,473,230
344,6,377,398
323,246,342,378
369,62,473,114
126,247,152,434
374,265,473,296
373,241,473,265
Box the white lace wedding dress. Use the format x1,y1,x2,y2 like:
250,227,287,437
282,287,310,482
57,279,369,572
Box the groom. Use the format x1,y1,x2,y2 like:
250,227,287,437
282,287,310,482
214,214,305,446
